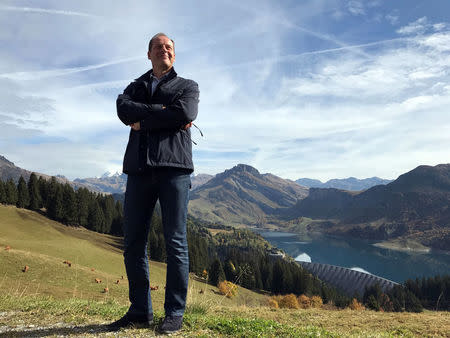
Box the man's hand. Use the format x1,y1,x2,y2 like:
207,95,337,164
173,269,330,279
181,122,192,130
130,122,141,131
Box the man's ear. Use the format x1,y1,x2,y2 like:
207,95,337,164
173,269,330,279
147,51,151,61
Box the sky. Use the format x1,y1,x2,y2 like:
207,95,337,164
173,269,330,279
0,0,449,182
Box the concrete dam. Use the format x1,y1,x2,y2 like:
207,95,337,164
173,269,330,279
298,262,398,297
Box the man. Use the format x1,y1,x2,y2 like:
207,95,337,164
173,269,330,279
109,33,199,334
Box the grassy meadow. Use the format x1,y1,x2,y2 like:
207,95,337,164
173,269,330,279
0,204,449,337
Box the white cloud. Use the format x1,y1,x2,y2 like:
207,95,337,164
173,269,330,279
397,17,448,36
347,1,365,15
0,1,449,181
386,14,399,25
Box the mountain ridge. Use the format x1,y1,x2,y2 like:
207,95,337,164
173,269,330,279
296,176,393,191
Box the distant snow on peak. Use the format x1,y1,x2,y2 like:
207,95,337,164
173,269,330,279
100,171,112,179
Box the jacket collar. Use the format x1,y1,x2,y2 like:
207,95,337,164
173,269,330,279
135,67,177,83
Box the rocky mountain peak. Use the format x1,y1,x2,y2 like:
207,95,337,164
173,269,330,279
228,164,260,176
0,155,15,167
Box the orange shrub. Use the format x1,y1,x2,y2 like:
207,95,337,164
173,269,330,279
349,298,365,311
267,298,279,308
218,280,238,298
298,294,311,309
310,295,323,308
278,294,299,309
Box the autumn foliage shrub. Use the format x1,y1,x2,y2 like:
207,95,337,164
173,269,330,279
297,294,311,309
349,298,365,311
277,294,300,309
267,298,279,308
218,280,238,298
310,295,323,308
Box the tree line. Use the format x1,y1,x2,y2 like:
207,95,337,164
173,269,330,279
0,174,123,235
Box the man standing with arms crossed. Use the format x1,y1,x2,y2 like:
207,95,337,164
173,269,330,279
109,33,199,334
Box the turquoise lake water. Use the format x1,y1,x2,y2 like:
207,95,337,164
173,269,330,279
258,231,450,283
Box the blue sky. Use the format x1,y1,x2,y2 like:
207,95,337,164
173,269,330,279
0,0,449,181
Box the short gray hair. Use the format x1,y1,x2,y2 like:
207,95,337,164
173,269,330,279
148,33,175,52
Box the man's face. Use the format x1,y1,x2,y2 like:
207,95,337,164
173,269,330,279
147,35,175,70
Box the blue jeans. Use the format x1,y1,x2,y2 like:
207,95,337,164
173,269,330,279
123,167,191,319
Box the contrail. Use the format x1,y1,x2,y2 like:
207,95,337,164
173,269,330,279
198,36,412,73
223,1,369,57
0,5,100,18
0,56,142,81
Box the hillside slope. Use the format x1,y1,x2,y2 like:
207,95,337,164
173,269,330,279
0,205,264,307
286,164,450,250
189,164,308,227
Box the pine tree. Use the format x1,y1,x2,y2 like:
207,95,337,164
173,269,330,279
208,258,225,286
16,176,29,208
38,176,48,209
100,194,115,233
76,188,90,227
88,198,105,232
47,182,64,221
271,260,284,294
0,180,6,204
5,178,18,205
110,200,123,236
61,183,77,225
28,173,41,210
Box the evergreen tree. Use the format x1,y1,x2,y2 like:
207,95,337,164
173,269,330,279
16,176,29,208
76,188,90,227
100,194,115,233
5,178,18,205
0,180,6,204
224,259,237,282
271,260,284,294
47,181,64,221
61,183,77,224
110,200,123,236
38,176,48,209
27,173,42,210
208,258,225,286
88,197,105,232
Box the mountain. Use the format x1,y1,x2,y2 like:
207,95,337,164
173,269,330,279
287,164,450,251
296,177,392,191
74,172,127,194
0,155,94,190
189,164,308,227
191,173,214,190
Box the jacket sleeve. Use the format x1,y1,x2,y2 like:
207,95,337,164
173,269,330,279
116,81,199,130
116,82,163,125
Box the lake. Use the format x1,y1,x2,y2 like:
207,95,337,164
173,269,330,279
258,231,450,283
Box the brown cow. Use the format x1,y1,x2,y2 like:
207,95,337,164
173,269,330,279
115,280,120,284
22,265,29,273
103,287,109,293
150,285,159,291
95,278,102,283
91,268,95,272
5,245,11,251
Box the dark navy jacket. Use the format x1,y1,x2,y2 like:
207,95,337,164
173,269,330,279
117,68,199,174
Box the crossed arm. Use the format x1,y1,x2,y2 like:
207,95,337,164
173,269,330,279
116,81,199,131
